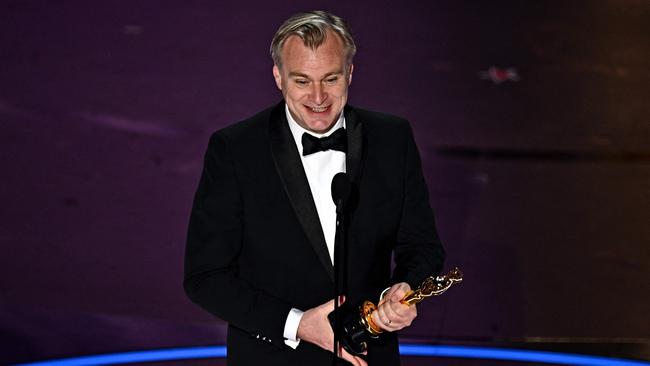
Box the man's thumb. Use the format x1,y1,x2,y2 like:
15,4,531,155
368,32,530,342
391,291,402,301
323,295,346,310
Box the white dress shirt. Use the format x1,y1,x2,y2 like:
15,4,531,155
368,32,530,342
282,105,346,348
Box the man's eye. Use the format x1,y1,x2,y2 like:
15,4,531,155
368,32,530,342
295,79,309,86
325,77,338,84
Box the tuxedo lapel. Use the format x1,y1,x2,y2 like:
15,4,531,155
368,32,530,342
344,106,364,184
268,103,334,282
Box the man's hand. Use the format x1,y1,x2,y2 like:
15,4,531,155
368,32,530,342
371,282,417,332
297,297,367,366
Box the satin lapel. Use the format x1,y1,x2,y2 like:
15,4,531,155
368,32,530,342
268,103,334,282
344,106,364,184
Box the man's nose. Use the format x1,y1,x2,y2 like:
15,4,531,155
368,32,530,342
310,83,327,105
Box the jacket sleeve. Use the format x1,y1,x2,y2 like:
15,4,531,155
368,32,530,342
391,123,446,289
183,132,291,347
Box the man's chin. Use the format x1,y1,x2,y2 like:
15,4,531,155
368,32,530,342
305,119,337,134
304,110,331,123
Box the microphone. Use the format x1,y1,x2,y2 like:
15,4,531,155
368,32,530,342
331,172,351,211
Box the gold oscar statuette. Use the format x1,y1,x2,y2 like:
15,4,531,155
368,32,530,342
360,267,463,336
330,267,463,356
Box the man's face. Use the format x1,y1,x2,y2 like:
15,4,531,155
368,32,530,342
273,31,353,134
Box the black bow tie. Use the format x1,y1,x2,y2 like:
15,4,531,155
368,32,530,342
302,128,347,156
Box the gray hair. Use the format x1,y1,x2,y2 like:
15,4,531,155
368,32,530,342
270,11,356,68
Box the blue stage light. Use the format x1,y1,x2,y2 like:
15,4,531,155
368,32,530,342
14,344,650,366
13,346,226,366
399,345,650,366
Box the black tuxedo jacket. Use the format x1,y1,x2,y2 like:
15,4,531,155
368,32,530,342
184,102,445,365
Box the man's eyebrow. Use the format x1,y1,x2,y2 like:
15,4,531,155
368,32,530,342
322,71,343,78
288,71,344,79
288,72,310,78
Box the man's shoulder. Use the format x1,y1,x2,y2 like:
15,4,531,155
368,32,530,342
347,105,411,134
213,102,281,141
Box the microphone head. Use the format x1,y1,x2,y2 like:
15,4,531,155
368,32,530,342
331,172,351,206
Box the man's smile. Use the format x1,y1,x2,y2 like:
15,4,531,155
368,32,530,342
306,105,331,114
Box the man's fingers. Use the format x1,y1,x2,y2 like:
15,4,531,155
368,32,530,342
382,300,407,326
373,299,418,331
383,300,400,319
389,299,413,319
340,348,368,366
372,307,398,331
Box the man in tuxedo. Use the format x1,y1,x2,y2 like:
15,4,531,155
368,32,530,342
184,11,445,366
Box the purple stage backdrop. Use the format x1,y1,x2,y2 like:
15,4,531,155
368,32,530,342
1,1,649,364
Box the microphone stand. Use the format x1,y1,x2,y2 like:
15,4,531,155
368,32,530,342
331,172,350,366
333,196,346,366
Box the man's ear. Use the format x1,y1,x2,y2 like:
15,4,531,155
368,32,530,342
347,64,354,85
272,65,282,90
